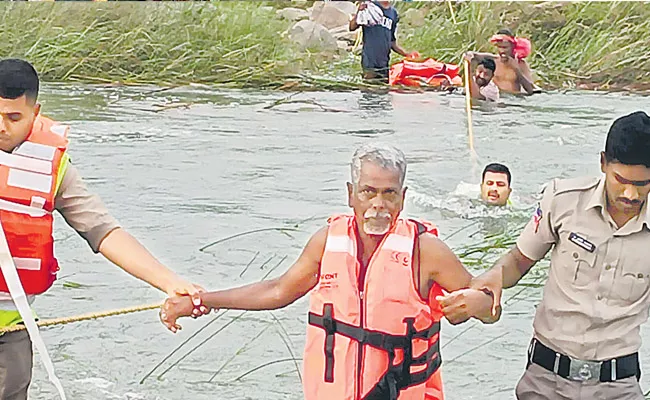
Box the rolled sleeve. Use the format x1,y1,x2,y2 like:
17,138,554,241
516,179,558,261
54,163,121,253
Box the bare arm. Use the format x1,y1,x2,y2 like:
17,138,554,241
468,78,485,100
391,42,409,57
466,245,536,323
99,228,195,296
419,233,494,324
490,245,537,289
516,60,535,95
349,17,360,31
419,233,472,293
349,3,367,31
160,227,327,331
465,57,485,100
201,228,325,310
468,52,497,62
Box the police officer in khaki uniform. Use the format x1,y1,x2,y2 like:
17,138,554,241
469,111,650,399
0,59,209,399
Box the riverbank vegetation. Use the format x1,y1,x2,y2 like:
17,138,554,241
1,1,648,92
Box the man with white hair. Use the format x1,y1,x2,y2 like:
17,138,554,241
159,143,496,400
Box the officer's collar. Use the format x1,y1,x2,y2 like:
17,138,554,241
584,177,606,212
586,176,650,232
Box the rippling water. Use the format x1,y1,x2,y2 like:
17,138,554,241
25,83,650,399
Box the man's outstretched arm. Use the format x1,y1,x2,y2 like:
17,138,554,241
160,227,327,332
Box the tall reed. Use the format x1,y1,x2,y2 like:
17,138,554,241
1,1,648,91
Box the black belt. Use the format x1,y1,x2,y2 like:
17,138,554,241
528,338,640,382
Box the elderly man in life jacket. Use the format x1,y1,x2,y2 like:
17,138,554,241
160,143,497,400
0,58,208,399
466,28,536,95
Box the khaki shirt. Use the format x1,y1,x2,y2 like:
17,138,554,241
517,175,650,361
54,162,120,252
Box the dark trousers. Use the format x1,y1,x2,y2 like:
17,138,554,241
0,331,32,400
362,66,389,84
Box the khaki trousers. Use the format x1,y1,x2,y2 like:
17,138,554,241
515,363,643,400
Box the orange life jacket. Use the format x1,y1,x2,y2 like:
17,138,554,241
303,215,445,400
0,115,69,295
389,58,462,88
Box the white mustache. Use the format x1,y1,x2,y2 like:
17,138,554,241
364,210,391,219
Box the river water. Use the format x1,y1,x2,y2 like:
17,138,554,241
25,83,649,399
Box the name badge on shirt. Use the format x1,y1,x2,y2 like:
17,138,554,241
569,232,595,253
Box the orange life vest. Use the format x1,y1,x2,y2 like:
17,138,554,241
389,58,462,88
0,115,69,295
303,215,445,400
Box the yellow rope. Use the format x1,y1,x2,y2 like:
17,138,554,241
352,1,363,53
0,302,162,334
463,58,479,180
352,29,363,53
463,58,474,154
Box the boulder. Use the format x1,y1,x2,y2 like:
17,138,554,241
310,1,353,30
330,25,358,44
276,7,309,21
289,20,338,52
327,1,357,16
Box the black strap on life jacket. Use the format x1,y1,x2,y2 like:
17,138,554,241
362,319,441,400
308,304,441,391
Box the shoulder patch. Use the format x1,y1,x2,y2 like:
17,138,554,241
533,202,543,233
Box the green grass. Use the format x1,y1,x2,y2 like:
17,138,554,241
398,1,650,91
1,1,648,91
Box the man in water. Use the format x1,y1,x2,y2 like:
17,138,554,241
0,58,207,399
160,143,496,400
467,28,535,95
468,111,650,399
464,54,500,102
349,1,420,83
481,163,512,206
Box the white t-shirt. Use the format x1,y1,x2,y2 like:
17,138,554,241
479,80,500,102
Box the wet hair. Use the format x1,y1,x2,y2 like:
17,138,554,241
604,111,650,168
0,59,39,103
496,28,514,37
351,143,407,187
479,58,496,73
482,163,511,185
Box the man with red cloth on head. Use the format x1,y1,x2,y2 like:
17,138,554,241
466,28,536,95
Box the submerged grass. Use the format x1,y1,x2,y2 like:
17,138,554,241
1,1,649,92
453,218,550,290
